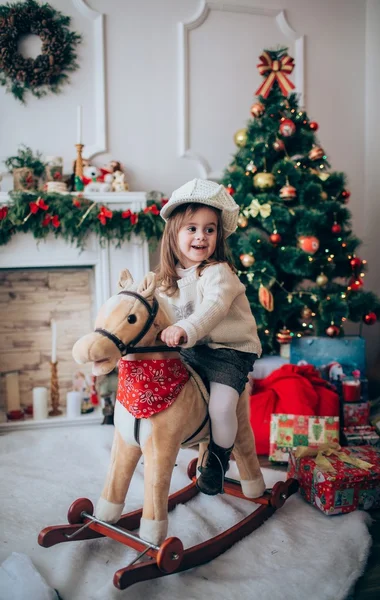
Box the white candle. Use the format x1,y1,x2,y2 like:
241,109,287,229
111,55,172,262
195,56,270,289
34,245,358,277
32,387,48,420
77,105,82,144
51,319,57,363
66,391,83,419
5,372,21,412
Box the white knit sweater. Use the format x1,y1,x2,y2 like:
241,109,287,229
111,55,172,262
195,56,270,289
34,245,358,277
159,262,262,355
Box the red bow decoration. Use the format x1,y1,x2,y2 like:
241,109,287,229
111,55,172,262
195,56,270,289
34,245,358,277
42,214,60,228
143,204,160,216
29,197,49,214
0,206,8,220
98,205,113,225
130,213,138,225
255,52,295,98
122,209,132,219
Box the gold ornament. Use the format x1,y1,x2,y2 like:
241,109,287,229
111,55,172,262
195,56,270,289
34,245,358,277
301,307,313,319
276,327,292,344
279,184,297,201
237,214,248,228
250,102,265,117
240,253,255,268
316,273,328,287
318,172,330,181
320,191,328,200
308,146,324,161
234,128,247,147
253,172,275,190
258,284,274,312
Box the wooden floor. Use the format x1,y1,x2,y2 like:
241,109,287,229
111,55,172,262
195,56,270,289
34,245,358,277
258,456,380,600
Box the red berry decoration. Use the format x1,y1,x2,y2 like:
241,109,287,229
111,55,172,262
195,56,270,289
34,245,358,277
331,222,342,234
326,324,340,337
363,312,377,325
279,119,296,137
270,232,282,245
350,257,362,269
309,121,319,131
349,277,364,290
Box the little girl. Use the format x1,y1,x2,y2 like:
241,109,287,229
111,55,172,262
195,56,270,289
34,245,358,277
157,178,262,496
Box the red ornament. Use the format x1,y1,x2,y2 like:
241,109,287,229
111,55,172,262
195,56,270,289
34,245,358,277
258,284,274,312
331,222,342,234
279,184,297,201
276,327,292,344
250,102,265,117
308,146,324,161
350,257,362,269
309,121,319,131
226,185,235,195
363,312,377,325
273,138,285,152
298,235,320,254
270,232,282,245
0,206,8,220
326,324,340,337
341,189,351,201
349,277,364,290
279,119,296,137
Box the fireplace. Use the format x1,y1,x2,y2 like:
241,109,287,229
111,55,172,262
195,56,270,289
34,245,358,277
0,192,149,428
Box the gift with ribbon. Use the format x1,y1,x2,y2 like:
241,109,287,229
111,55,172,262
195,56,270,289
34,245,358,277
255,51,296,99
287,444,380,514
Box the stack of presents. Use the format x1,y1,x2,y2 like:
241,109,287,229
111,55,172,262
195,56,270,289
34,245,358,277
249,336,380,515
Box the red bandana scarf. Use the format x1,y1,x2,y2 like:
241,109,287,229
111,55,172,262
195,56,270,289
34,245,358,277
117,358,190,419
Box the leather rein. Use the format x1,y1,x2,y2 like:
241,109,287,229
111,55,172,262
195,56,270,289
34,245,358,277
94,290,178,356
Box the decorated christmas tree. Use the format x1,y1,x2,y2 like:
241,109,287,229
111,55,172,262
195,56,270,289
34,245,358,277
222,47,380,355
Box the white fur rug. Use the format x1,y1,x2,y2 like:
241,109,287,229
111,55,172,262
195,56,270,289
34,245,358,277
0,426,372,600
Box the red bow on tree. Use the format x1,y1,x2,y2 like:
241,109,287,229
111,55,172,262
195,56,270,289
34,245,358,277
98,205,113,225
42,214,60,228
0,206,8,220
143,204,160,216
29,197,49,213
255,52,295,98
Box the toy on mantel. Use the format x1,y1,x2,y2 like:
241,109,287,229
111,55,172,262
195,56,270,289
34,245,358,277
83,165,113,193
72,371,98,413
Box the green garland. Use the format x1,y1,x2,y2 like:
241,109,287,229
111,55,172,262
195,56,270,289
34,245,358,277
0,191,166,249
0,0,81,102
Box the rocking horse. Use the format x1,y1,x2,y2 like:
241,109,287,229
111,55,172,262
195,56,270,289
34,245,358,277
38,269,298,590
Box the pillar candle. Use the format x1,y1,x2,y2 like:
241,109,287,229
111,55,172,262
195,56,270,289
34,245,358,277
32,387,48,420
5,372,21,412
342,378,361,403
66,391,83,419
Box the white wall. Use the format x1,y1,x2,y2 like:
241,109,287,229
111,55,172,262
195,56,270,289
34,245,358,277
1,0,379,362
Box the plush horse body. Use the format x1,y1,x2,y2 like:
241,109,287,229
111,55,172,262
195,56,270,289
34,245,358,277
72,269,265,545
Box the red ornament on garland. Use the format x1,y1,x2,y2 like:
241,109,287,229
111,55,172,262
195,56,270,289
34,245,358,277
279,119,296,137
350,257,362,269
326,324,340,337
270,231,282,245
331,222,341,234
309,121,319,131
363,312,377,325
348,277,364,290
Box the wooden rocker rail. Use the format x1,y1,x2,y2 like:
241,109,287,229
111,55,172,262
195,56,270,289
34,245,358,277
38,459,299,590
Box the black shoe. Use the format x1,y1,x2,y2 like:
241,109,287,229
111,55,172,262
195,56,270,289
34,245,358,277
196,440,233,496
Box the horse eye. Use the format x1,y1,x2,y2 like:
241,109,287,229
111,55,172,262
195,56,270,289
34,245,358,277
127,314,137,324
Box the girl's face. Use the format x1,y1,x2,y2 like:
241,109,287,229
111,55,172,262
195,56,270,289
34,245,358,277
177,206,218,268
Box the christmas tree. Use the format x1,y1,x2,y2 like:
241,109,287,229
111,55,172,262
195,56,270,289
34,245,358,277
222,47,380,355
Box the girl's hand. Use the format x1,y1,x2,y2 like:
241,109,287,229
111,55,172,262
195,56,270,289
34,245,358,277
161,326,187,347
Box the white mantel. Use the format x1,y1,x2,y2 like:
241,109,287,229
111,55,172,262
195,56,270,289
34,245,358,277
0,192,150,312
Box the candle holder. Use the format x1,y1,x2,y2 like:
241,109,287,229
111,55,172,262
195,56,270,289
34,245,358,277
49,361,62,416
74,143,85,191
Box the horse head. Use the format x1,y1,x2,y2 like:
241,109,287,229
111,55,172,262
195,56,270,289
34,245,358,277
72,269,172,376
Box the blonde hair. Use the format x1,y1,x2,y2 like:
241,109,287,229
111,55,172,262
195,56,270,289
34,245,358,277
156,203,235,296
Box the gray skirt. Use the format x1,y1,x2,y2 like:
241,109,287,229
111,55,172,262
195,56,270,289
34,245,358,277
180,345,257,396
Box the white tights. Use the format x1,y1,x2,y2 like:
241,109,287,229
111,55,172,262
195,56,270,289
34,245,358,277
208,382,239,449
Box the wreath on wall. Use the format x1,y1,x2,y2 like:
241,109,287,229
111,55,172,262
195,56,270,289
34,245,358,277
0,0,81,103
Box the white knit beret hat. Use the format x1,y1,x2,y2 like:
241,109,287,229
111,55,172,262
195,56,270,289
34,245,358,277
160,179,239,237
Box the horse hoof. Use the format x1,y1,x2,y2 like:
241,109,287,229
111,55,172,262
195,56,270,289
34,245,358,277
95,497,124,523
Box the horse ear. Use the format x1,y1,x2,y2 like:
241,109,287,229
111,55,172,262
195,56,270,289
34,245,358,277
118,269,134,291
136,272,157,298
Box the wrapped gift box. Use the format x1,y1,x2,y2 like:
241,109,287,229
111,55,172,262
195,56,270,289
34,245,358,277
269,414,340,462
343,402,370,427
343,426,380,447
290,336,366,377
287,445,380,514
